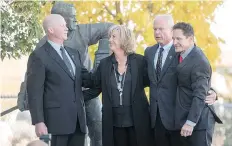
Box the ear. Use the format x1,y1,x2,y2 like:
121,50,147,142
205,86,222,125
188,35,194,42
47,27,53,34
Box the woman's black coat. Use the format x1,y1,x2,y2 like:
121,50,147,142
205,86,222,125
83,53,153,146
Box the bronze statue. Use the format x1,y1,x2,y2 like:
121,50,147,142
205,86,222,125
18,2,113,146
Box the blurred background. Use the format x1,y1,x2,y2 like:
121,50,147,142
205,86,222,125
1,0,231,145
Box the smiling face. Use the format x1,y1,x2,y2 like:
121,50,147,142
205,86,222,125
44,15,68,44
173,29,192,52
109,29,121,53
51,17,68,41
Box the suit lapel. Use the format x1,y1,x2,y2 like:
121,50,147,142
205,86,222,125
106,55,113,102
129,54,138,98
65,47,78,67
65,47,79,81
149,45,159,82
45,42,74,80
159,46,176,81
177,46,197,72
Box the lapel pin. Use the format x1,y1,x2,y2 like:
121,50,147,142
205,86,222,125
169,56,172,59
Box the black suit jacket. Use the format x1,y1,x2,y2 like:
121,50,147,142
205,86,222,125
83,53,153,146
175,46,221,130
145,44,179,130
27,41,89,135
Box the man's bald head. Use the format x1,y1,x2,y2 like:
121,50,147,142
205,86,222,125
42,14,68,44
43,14,65,33
27,140,48,146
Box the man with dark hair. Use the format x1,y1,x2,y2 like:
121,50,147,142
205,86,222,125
18,2,113,146
173,22,222,146
144,15,218,146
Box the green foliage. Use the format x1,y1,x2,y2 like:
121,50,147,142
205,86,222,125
1,1,44,60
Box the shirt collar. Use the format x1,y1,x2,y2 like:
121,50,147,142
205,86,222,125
47,40,63,52
158,41,173,52
180,45,195,59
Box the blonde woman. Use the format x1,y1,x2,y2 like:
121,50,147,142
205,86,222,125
83,25,153,146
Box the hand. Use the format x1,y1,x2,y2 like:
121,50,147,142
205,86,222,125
205,90,216,105
35,122,48,137
180,124,193,137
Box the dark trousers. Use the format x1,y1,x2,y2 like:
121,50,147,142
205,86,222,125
180,129,213,146
113,126,138,146
153,109,181,146
51,120,85,146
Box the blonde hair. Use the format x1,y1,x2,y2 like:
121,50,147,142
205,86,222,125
108,25,136,55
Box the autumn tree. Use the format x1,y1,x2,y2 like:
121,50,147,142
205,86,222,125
38,1,222,68
1,0,223,69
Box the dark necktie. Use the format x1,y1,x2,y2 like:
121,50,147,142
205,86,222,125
179,55,183,63
156,47,164,81
60,46,74,77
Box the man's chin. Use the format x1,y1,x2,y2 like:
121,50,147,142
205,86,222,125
175,48,182,52
156,40,163,44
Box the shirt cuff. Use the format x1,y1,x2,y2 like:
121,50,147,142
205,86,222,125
186,120,196,127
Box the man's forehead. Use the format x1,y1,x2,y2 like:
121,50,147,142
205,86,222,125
154,19,169,27
173,29,185,37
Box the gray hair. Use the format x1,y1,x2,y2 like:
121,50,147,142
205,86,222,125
154,14,174,27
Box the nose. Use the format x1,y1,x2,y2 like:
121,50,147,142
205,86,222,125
65,26,68,31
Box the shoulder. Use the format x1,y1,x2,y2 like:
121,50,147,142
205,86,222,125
98,55,112,66
191,46,211,72
145,44,158,54
33,43,47,56
132,53,144,61
194,46,210,65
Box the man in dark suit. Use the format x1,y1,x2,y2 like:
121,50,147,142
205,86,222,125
27,14,89,146
19,2,113,146
173,22,222,146
144,14,218,146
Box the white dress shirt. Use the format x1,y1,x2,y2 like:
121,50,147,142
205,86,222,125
154,41,173,69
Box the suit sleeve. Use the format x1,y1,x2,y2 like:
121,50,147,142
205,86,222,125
142,57,150,87
83,88,102,102
26,52,45,125
187,61,211,124
82,64,102,101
